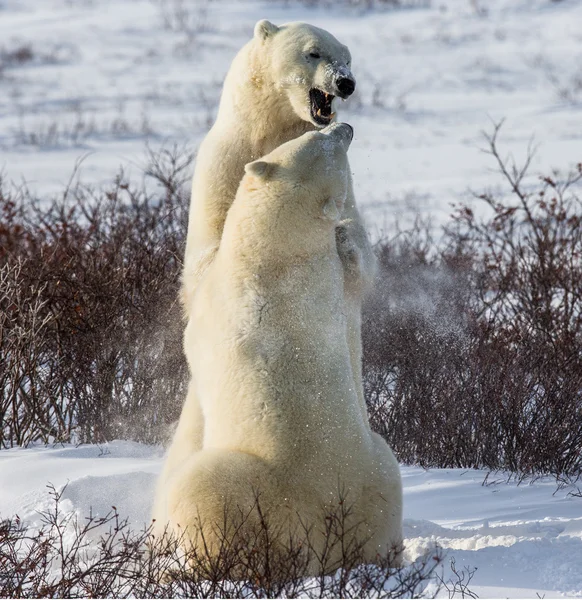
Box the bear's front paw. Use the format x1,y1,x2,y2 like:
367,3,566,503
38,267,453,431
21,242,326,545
335,224,362,275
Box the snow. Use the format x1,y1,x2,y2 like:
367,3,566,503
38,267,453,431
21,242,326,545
0,442,581,598
2,0,582,597
0,441,163,528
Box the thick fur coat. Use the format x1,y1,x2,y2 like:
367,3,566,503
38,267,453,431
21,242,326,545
152,125,403,568
181,21,377,447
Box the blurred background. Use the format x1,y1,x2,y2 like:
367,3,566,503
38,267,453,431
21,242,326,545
1,0,581,231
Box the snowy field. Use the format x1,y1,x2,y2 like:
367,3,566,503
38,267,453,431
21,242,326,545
2,0,582,597
1,442,581,598
1,0,582,231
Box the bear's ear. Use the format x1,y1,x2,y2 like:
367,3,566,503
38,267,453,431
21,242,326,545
245,160,276,180
254,19,279,42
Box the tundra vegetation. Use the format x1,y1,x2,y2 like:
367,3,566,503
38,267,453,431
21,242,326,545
1,125,580,596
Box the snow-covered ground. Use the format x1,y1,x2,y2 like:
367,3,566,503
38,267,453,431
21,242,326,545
2,0,582,597
1,442,581,598
1,0,582,232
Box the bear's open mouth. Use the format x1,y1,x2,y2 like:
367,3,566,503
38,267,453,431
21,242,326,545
309,88,335,126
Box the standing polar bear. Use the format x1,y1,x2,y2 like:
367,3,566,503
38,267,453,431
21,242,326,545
181,20,377,449
153,124,403,567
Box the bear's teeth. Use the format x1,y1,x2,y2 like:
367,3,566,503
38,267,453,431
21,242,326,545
330,112,336,118
316,108,322,116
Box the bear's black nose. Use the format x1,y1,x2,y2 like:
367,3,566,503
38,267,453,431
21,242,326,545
336,77,356,97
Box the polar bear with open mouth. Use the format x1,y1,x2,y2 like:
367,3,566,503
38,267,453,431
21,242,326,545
180,19,377,451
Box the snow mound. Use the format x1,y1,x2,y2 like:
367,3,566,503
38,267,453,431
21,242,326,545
402,467,582,598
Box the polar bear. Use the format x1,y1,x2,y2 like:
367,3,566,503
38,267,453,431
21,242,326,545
180,20,376,450
153,124,403,570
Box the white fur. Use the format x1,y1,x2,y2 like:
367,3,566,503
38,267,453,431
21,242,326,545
181,20,377,447
153,126,403,569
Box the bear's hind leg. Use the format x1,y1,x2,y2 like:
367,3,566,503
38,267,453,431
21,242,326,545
164,449,289,559
363,433,404,567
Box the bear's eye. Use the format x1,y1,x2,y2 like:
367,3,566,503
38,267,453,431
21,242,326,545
308,51,321,59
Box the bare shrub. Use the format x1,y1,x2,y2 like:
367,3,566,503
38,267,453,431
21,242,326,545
0,146,193,447
531,53,582,105
0,261,60,447
14,101,154,149
0,486,446,598
437,558,478,599
0,41,77,73
362,220,480,469
1,44,34,66
448,121,582,476
289,0,430,8
363,122,582,478
151,0,210,36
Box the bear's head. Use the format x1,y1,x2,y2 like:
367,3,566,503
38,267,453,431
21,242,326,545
254,20,355,128
242,122,353,240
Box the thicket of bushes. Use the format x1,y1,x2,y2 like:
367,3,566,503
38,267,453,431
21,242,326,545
1,125,581,479
364,124,582,478
0,148,191,447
